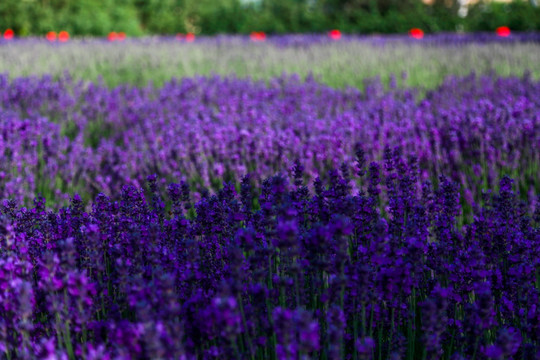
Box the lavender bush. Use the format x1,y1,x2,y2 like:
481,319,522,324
0,73,538,210
0,152,538,359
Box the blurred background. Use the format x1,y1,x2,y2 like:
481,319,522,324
0,0,539,36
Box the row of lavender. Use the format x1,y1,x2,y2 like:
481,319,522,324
1,73,539,208
2,34,539,91
2,32,540,46
1,150,539,359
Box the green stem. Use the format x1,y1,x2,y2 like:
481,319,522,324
377,326,383,360
237,294,254,359
265,297,277,360
63,290,75,360
353,308,359,360
362,303,366,336
369,305,374,338
471,339,479,360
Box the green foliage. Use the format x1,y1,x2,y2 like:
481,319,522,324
192,0,247,34
134,0,186,33
0,0,143,36
0,0,538,36
466,0,540,32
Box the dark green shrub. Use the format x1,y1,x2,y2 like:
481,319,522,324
0,0,538,36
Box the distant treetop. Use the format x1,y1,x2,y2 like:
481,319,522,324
0,0,538,36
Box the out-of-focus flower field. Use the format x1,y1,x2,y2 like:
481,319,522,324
1,34,540,89
0,34,539,359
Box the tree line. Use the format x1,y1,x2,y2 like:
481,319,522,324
1,0,539,36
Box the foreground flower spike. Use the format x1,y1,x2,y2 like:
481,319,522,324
329,29,342,40
409,28,424,39
58,31,69,42
496,26,511,37
46,31,57,41
3,29,14,40
0,163,537,358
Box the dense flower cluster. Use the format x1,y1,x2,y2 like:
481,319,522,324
264,32,540,46
0,73,538,207
1,152,538,359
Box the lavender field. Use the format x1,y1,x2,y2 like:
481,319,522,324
1,34,539,359
1,34,540,89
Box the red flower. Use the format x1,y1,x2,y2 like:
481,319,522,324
409,28,424,39
185,32,195,42
108,32,118,42
250,32,266,42
58,31,69,42
329,29,341,40
46,31,57,42
118,32,126,41
496,26,511,37
3,29,14,40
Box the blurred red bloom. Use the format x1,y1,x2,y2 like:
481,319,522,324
46,31,57,42
409,28,424,39
3,29,14,40
250,32,266,42
185,32,195,42
496,26,511,37
329,29,341,40
108,32,118,41
118,32,126,41
58,31,69,42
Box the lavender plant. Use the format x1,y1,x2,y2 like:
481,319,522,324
0,152,538,359
0,72,538,211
